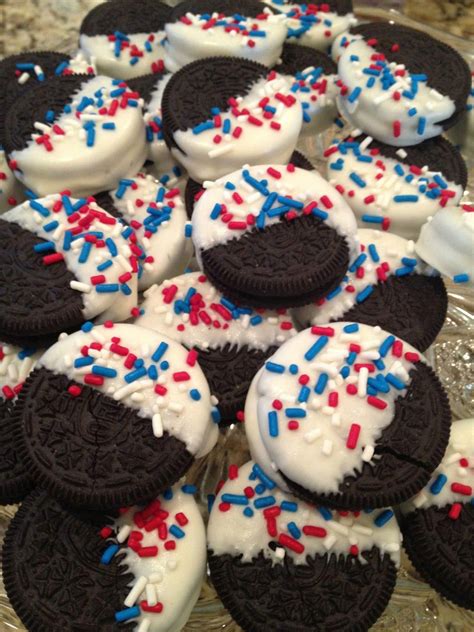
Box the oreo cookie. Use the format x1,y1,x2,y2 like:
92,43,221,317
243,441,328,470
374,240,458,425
294,229,448,352
161,57,303,182
244,323,451,509
136,272,297,425
325,134,466,240
0,342,41,504
400,418,474,610
208,460,401,632
184,149,314,218
3,74,147,197
337,23,472,145
79,0,171,79
12,323,217,510
4,483,206,631
0,195,139,346
164,0,287,72
192,164,358,309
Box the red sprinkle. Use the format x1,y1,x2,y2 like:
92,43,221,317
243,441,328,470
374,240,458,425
448,503,462,520
346,423,361,449
302,525,327,538
278,533,305,554
68,385,82,397
451,483,472,496
367,396,387,410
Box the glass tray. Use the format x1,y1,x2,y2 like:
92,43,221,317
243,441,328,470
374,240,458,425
1,6,473,632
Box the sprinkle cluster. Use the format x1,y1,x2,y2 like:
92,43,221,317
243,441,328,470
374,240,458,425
0,344,38,401
13,57,95,86
105,31,166,72
284,3,346,42
287,65,336,125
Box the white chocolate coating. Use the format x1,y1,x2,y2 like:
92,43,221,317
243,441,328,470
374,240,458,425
170,75,303,183
293,229,435,327
11,75,147,198
38,323,217,455
247,323,423,495
283,70,338,136
80,33,166,80
337,39,455,146
192,164,358,263
109,173,192,290
163,10,288,72
325,137,464,240
284,6,356,52
415,203,474,288
0,150,24,214
330,30,361,63
208,461,401,566
143,73,176,175
136,271,297,352
0,342,42,401
401,418,474,513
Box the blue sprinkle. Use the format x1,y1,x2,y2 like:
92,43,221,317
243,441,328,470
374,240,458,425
97,259,113,272
379,335,395,357
81,321,94,333
417,117,426,135
148,365,158,380
349,172,366,188
74,356,94,368
430,473,448,495
289,364,299,375
105,238,118,257
160,360,169,371
181,484,197,494
348,86,361,103
222,494,248,506
29,200,50,217
169,525,185,539
343,323,359,333
401,257,417,267
101,544,119,565
124,367,147,383
287,522,301,539
453,274,469,283
385,373,406,390
374,509,394,527
152,342,169,363
255,483,265,494
211,407,221,424
184,223,192,238
268,411,279,437
319,507,333,521
102,122,116,130
96,283,120,293
356,286,373,303
361,214,384,224
115,607,140,623
298,385,310,403
368,244,380,262
243,507,254,517
280,501,298,512
265,361,285,374
254,496,276,509
285,408,306,418
250,315,263,326
189,388,201,401
252,463,276,490
92,366,117,378
395,266,413,277
393,195,419,203
314,373,328,394
304,335,329,361
207,494,215,512
33,241,55,253
349,253,367,272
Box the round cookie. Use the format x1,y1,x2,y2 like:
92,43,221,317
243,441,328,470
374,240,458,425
184,149,314,218
325,134,466,240
274,43,338,136
208,460,401,632
161,57,303,183
245,323,451,509
293,229,448,352
0,195,139,346
0,148,24,213
416,202,474,289
79,0,171,80
136,272,297,424
192,164,358,309
164,0,288,72
11,323,217,510
4,482,206,631
95,173,193,291
3,74,147,197
337,23,472,145
400,418,474,611
0,342,41,504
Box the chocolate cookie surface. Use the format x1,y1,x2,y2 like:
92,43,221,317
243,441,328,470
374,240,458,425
80,0,171,36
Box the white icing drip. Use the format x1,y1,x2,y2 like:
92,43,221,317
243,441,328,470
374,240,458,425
249,323,422,494
37,323,216,455
11,75,147,198
293,229,435,326
136,271,297,352
163,11,288,72
170,75,303,183
80,33,166,80
110,173,192,290
416,204,474,288
191,165,359,259
0,342,42,400
0,150,25,213
337,39,455,146
208,461,401,566
402,418,474,512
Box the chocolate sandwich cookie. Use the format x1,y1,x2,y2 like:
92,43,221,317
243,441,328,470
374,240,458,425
208,460,401,632
267,0,356,52
192,164,358,309
164,0,288,72
95,173,193,291
184,149,314,218
274,42,338,136
337,23,472,145
161,57,303,182
416,202,474,289
325,134,466,240
0,148,24,213
4,483,206,631
136,272,297,424
0,195,139,346
244,323,451,509
400,418,474,610
3,74,147,197
79,0,171,80
12,323,217,510
293,229,448,352
0,342,41,504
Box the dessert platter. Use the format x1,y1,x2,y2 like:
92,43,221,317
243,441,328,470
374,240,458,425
0,1,472,631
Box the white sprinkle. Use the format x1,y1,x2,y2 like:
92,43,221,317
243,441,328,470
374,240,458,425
208,144,234,159
322,439,333,456
137,618,151,632
145,583,157,606
167,559,178,570
124,576,147,607
445,451,462,466
329,521,349,536
304,428,321,443
168,401,184,414
152,413,163,437
117,525,131,543
362,445,375,462
70,281,91,293
353,524,373,536
412,491,427,508
323,534,337,550
18,72,30,84
358,367,368,397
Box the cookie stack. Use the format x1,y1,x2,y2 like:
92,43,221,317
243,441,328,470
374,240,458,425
0,1,472,630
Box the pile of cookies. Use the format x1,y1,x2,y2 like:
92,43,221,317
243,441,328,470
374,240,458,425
0,1,472,631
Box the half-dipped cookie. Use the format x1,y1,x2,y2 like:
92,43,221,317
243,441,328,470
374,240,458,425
208,460,402,632
192,164,358,308
293,229,448,352
161,57,303,182
245,323,451,508
11,323,217,510
3,482,206,631
136,272,297,424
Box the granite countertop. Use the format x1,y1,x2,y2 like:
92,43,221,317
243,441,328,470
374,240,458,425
1,0,473,57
